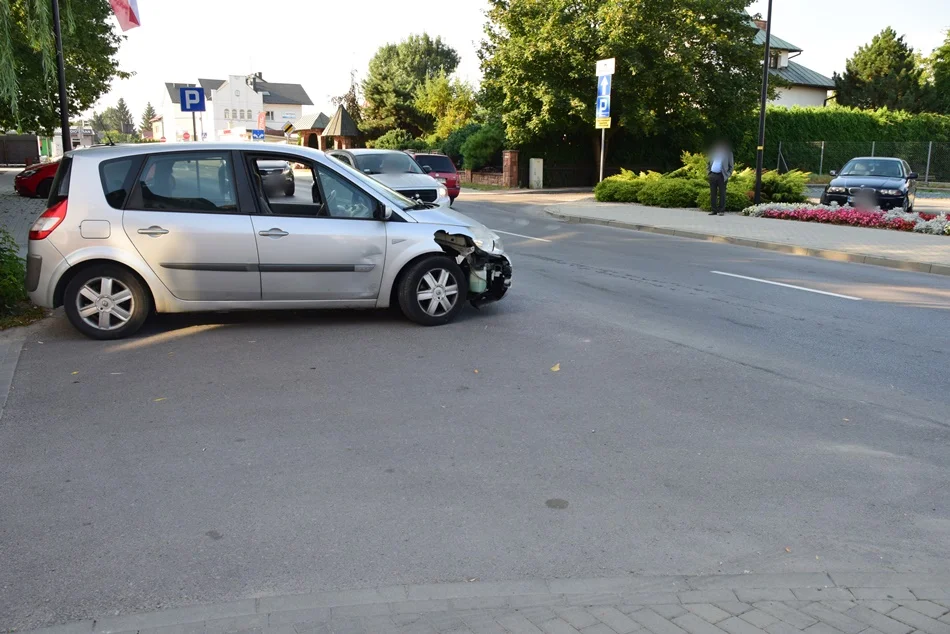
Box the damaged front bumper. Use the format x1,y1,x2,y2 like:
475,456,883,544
469,252,512,306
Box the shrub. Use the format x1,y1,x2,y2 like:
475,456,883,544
441,123,481,165
665,151,708,181
595,178,641,202
372,129,427,151
460,122,506,171
696,182,750,212
638,178,703,208
760,169,809,203
0,228,26,317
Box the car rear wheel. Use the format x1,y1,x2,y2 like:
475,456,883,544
64,265,151,340
284,182,295,197
397,256,467,326
36,178,53,199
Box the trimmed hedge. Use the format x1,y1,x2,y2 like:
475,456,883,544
696,183,750,212
638,178,704,208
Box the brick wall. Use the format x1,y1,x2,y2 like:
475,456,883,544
458,170,506,187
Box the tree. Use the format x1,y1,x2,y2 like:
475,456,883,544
331,70,364,129
362,33,460,136
371,128,427,151
479,0,762,153
140,101,156,133
460,121,506,170
834,28,925,112
104,97,134,134
0,0,127,134
414,71,478,140
442,123,482,164
88,110,108,132
928,32,950,114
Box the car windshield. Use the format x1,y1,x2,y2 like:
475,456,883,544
414,155,456,173
353,152,423,175
325,155,419,210
839,159,903,178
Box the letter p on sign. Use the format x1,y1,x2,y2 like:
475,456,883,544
179,87,206,112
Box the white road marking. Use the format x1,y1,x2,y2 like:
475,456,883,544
711,271,862,301
492,229,552,243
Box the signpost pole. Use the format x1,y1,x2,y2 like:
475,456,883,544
599,128,605,182
192,112,197,142
753,0,774,205
594,58,615,185
52,0,71,153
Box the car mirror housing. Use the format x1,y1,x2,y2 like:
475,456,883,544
422,165,432,174
374,203,392,221
829,170,837,177
907,172,919,180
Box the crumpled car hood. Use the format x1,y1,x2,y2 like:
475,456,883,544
405,207,483,228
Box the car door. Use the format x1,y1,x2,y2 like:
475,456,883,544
123,150,261,301
244,153,387,301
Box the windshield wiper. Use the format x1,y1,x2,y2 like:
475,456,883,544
405,202,437,210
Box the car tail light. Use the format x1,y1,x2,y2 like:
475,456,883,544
29,198,67,240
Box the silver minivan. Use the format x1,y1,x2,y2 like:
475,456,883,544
26,143,511,339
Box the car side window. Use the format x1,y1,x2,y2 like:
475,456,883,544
248,155,325,218
133,152,237,212
331,153,353,168
99,157,138,209
316,166,376,219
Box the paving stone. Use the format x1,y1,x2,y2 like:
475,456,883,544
539,619,583,634
588,607,640,634
623,594,683,607
911,591,950,603
330,603,390,619
460,613,506,634
715,605,753,617
865,603,900,615
629,609,689,634
739,611,778,629
653,606,688,620
801,603,866,634
822,603,856,613
752,602,818,629
888,608,950,634
425,612,467,631
205,615,269,634
394,620,437,634
292,624,330,634
392,614,424,626
554,608,601,630
264,625,298,634
764,622,800,634
392,601,452,615
495,613,544,634
450,597,509,612
792,590,855,603
687,576,830,591
685,605,732,624
681,592,739,605
512,595,567,608
581,626,619,634
735,591,797,604
269,608,332,626
852,590,916,601
139,624,206,634
719,617,767,634
325,618,364,634
673,613,729,634
519,607,559,624
360,616,399,634
802,624,844,634
904,604,949,620
846,606,913,634
566,595,627,607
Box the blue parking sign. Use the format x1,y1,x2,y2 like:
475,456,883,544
596,96,611,118
179,87,206,112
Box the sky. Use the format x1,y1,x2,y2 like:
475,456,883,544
94,0,950,124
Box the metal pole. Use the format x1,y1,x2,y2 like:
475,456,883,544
192,112,197,142
871,141,875,157
776,141,782,170
599,128,605,182
753,0,774,204
819,141,825,175
51,0,70,153
924,141,932,184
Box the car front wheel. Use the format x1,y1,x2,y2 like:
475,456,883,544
64,265,151,340
397,256,467,326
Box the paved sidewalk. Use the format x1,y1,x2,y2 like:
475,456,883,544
0,170,44,255
19,573,950,634
546,201,950,276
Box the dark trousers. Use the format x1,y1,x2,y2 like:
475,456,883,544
708,171,726,213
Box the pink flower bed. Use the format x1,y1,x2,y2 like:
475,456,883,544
759,207,917,232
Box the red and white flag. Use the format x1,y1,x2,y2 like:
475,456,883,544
109,0,140,31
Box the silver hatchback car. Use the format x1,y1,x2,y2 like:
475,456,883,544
26,143,512,339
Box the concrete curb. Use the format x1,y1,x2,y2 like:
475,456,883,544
0,337,23,421
546,209,950,277
18,573,950,634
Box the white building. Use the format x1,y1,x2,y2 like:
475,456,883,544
152,73,313,142
754,21,836,108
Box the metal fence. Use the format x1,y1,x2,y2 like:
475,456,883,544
774,141,950,184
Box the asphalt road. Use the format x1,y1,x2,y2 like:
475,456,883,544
2,193,950,629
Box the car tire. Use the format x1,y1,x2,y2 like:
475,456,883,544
284,182,295,197
64,264,151,340
397,255,468,326
36,178,53,199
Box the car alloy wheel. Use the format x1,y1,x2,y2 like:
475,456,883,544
416,268,459,317
75,276,136,331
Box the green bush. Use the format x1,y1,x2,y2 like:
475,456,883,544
594,177,642,202
665,151,708,181
0,228,26,317
460,122,506,171
441,123,481,165
696,182,752,212
638,178,704,208
760,169,809,203
372,129,428,151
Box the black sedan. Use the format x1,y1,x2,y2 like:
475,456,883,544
820,157,917,211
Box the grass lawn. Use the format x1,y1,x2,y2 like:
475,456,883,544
461,182,510,191
0,303,46,330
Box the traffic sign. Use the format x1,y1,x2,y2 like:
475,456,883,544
596,58,615,76
182,131,190,141
159,136,166,142
596,96,611,118
251,129,265,140
595,117,611,129
597,75,612,97
179,87,205,112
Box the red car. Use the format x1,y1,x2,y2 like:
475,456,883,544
408,152,460,203
14,161,59,199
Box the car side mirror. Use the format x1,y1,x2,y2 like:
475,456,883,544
374,202,392,221
829,170,837,177
907,172,918,180
422,165,432,173
364,168,372,175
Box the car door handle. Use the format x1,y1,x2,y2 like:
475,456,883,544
258,228,288,238
137,226,169,236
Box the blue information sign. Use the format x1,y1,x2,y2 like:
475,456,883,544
179,87,206,112
596,96,611,118
251,129,265,140
597,75,611,98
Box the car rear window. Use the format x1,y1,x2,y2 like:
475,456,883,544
47,156,72,207
99,157,139,209
415,155,456,173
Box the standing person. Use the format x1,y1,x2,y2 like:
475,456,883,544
707,140,734,215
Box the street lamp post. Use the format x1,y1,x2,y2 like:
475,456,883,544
753,0,774,205
51,0,71,153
